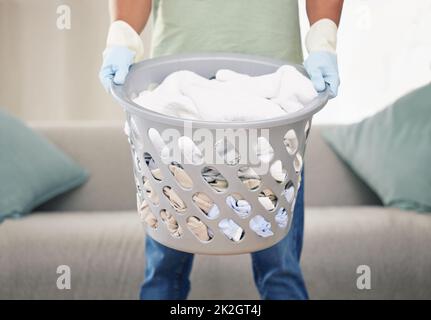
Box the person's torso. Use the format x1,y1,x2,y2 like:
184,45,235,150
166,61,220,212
150,0,303,63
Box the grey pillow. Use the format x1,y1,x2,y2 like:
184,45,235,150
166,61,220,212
322,83,431,212
0,109,88,222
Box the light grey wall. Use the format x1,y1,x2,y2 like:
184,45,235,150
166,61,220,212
0,0,151,122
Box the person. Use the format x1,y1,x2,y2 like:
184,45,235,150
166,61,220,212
99,0,343,300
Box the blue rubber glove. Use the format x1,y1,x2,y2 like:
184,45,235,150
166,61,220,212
304,51,340,98
99,46,136,92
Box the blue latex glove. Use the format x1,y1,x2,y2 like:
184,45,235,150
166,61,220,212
304,51,340,98
99,46,136,92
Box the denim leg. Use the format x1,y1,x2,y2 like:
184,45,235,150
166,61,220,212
140,236,194,300
251,171,308,300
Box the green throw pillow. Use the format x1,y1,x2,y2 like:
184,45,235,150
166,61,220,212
322,83,431,212
0,109,88,222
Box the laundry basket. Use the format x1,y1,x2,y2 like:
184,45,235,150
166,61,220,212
111,53,330,255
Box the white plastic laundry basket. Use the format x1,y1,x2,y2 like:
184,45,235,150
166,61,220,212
111,53,329,255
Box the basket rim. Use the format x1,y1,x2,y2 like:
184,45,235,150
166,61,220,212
111,53,330,129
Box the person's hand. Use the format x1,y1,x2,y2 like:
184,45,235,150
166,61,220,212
304,51,339,97
304,18,339,98
99,20,144,92
99,46,136,92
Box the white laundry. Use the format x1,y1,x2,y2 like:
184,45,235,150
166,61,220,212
258,189,278,211
270,160,287,183
133,66,317,122
226,195,251,219
201,166,228,192
215,69,281,98
192,192,220,219
275,208,289,228
237,166,261,190
273,66,318,113
127,65,308,181
180,77,286,121
178,136,204,165
249,215,274,238
258,196,275,211
215,139,240,165
283,181,295,203
144,153,163,180
148,128,170,162
284,129,299,154
134,71,201,120
255,137,274,163
207,205,220,219
128,66,309,227
187,216,212,242
218,218,244,242
127,127,287,193
215,65,317,114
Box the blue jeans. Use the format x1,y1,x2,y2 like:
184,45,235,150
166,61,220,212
140,173,308,300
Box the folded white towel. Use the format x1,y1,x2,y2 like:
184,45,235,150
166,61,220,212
216,65,318,114
181,78,286,121
133,66,317,122
134,71,202,120
215,69,281,98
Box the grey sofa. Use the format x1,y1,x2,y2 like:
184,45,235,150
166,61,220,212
1,123,430,300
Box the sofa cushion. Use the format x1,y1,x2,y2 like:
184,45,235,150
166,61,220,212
302,206,431,299
322,83,431,212
1,208,430,299
0,109,88,221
